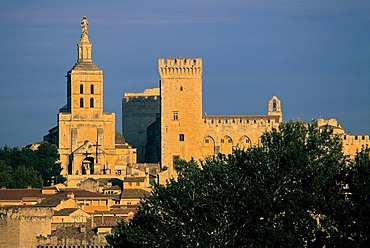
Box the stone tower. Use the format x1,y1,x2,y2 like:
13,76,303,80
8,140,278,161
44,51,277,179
267,96,283,122
159,58,203,167
45,16,136,181
122,88,160,163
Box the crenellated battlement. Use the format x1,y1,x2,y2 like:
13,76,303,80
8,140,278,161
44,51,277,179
158,57,202,78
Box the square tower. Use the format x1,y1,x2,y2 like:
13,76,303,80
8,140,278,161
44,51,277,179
159,58,204,167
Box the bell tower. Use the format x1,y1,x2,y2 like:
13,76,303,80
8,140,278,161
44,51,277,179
55,16,116,176
268,96,283,122
66,16,103,117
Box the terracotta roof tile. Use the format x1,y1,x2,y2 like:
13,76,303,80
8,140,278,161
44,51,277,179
0,189,42,201
54,208,80,216
121,189,150,199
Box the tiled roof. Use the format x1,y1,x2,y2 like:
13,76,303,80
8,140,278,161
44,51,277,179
121,189,150,199
53,208,80,216
93,215,127,227
94,208,137,215
102,185,121,191
36,197,64,207
0,188,42,201
58,189,114,199
0,188,114,202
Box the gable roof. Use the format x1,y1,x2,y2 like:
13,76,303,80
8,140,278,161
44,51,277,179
36,197,64,207
53,208,81,216
121,189,150,199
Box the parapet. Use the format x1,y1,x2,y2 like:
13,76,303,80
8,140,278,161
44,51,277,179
158,57,202,78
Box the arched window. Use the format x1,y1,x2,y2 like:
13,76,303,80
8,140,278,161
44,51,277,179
90,84,94,94
80,84,84,94
80,97,84,108
90,98,94,108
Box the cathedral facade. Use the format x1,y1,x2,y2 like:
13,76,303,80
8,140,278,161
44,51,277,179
45,17,136,186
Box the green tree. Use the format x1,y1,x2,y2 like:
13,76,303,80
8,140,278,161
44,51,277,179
0,160,14,188
344,146,370,246
34,142,64,185
0,142,65,188
13,165,43,188
107,122,348,247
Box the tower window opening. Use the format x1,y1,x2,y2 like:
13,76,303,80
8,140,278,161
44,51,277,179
90,98,94,108
180,86,183,91
80,97,84,108
90,84,94,94
272,99,277,111
80,84,84,94
173,112,179,120
179,134,185,142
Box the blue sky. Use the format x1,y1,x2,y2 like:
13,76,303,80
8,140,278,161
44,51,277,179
0,1,369,147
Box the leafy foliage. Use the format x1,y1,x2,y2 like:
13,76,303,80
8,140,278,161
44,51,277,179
344,147,370,246
0,142,65,188
107,122,369,247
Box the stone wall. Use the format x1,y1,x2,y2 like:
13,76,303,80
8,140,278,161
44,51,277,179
122,88,160,163
0,206,53,248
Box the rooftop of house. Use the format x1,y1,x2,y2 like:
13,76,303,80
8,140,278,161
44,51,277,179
36,197,66,207
0,188,43,201
0,187,116,203
53,208,83,216
121,189,150,199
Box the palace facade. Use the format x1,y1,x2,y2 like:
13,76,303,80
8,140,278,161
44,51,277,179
124,59,369,170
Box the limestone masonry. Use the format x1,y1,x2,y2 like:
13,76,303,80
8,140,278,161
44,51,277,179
44,16,369,183
44,16,136,187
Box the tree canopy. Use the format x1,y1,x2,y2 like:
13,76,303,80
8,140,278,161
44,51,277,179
107,122,370,247
0,142,65,188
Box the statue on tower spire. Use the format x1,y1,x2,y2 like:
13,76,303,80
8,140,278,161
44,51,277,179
81,16,89,38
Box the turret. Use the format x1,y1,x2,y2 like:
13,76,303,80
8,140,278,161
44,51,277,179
268,96,282,122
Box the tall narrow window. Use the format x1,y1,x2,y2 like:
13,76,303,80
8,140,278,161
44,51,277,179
179,134,185,141
90,84,94,94
90,98,94,108
80,84,84,94
173,112,179,120
80,97,84,108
